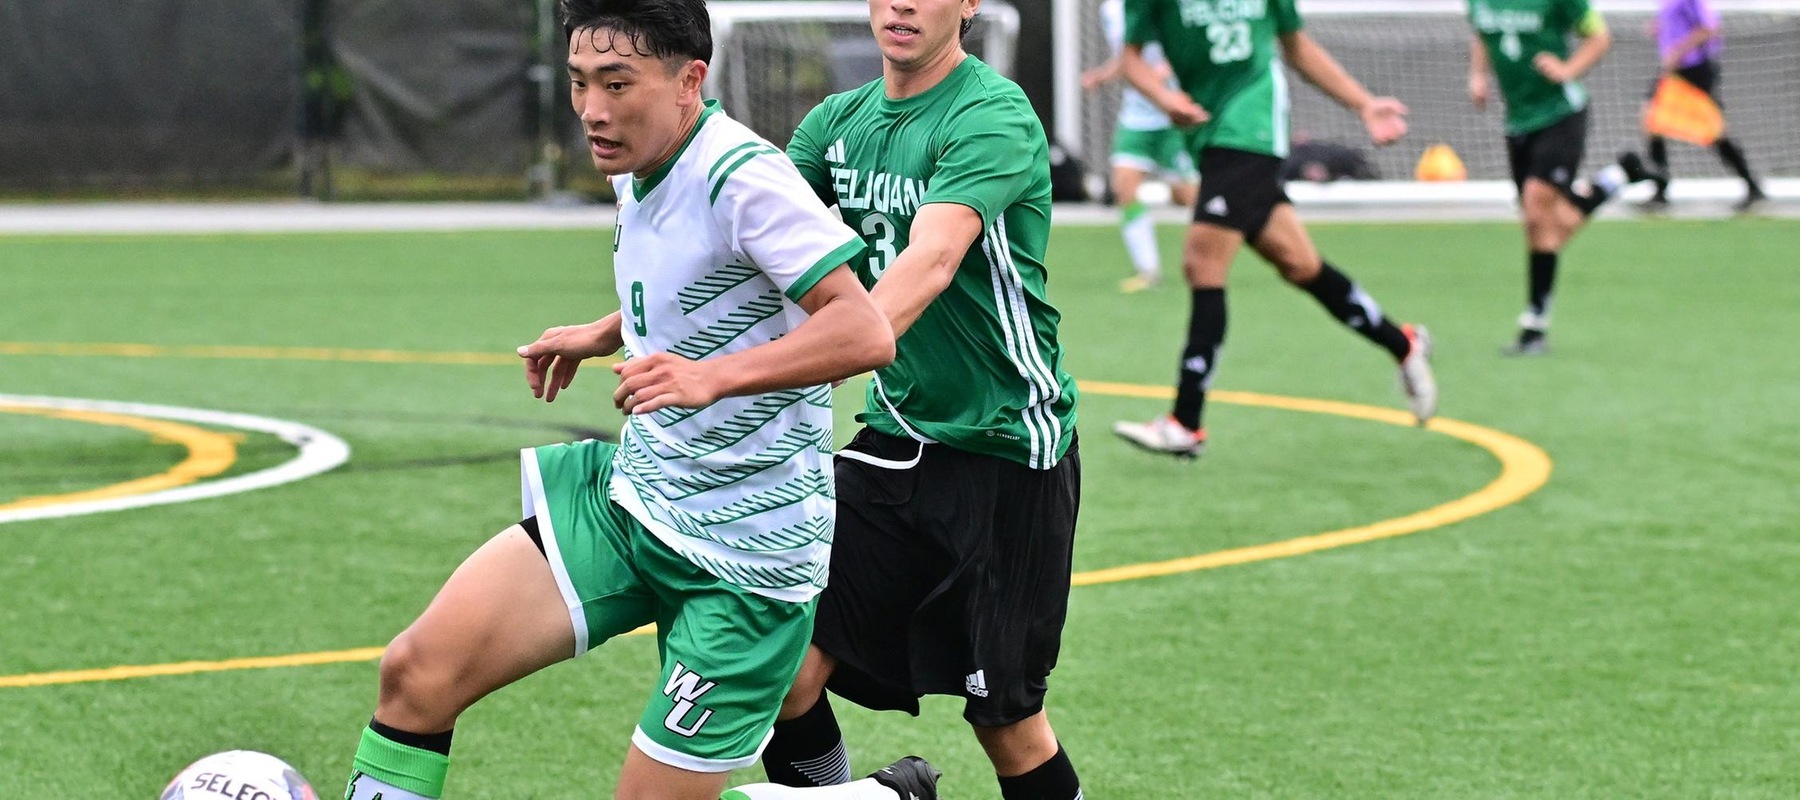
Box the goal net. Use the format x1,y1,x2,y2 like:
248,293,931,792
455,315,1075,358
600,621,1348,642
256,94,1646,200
706,1,1020,149
1057,0,1800,190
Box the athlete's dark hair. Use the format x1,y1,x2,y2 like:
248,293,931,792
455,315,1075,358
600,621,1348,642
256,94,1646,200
560,0,712,64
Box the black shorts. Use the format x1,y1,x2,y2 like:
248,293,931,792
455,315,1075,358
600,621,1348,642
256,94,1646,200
813,428,1081,727
1192,147,1290,240
1646,60,1722,106
1506,108,1589,194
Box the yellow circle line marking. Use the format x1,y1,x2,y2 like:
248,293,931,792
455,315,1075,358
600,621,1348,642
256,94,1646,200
0,340,625,368
1070,383,1553,586
0,346,1551,689
0,405,238,511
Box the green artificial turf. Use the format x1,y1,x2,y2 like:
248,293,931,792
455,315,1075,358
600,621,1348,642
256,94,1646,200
1,218,1795,797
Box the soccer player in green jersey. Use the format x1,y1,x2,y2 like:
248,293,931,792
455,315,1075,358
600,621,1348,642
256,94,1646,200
1468,0,1663,355
1111,0,1438,458
339,1,942,798
755,0,1085,798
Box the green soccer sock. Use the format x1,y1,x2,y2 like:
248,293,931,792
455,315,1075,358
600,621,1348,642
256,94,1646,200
346,723,451,800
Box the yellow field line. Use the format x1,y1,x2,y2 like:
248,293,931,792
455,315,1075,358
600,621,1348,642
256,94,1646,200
0,648,389,689
0,405,238,511
0,340,631,369
0,347,1551,689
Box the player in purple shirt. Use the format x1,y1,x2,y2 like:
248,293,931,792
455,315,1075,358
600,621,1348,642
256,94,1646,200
1643,0,1765,210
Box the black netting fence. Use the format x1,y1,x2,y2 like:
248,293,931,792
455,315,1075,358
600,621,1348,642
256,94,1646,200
0,0,561,198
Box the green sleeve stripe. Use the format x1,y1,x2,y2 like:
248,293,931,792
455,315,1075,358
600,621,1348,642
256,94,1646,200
708,142,762,180
708,147,780,205
784,237,863,303
353,725,450,798
1576,8,1607,36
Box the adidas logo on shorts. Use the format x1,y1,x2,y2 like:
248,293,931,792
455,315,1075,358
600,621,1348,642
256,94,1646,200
965,669,990,698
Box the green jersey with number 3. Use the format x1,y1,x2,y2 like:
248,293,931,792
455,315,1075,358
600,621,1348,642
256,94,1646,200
788,56,1077,470
1124,0,1303,158
1469,0,1598,135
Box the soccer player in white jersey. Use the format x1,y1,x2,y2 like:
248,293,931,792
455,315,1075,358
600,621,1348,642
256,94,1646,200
1081,0,1199,293
338,1,942,798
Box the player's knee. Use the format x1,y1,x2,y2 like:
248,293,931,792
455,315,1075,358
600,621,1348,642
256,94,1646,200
777,649,834,721
376,631,460,724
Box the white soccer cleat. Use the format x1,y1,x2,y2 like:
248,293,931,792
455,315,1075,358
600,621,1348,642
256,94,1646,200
1112,414,1206,459
1398,324,1438,426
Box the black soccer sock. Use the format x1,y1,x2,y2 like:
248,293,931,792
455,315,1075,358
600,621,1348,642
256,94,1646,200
1302,262,1411,360
1173,288,1225,432
1715,137,1761,193
761,693,851,787
1527,250,1558,323
1647,136,1671,199
997,746,1082,800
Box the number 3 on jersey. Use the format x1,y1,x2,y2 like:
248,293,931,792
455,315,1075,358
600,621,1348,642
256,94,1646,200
860,212,898,279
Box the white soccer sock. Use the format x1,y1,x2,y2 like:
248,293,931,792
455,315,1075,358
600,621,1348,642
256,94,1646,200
1120,203,1160,278
723,778,899,799
347,772,434,800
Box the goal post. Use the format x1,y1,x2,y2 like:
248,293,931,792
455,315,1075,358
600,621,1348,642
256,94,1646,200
1054,0,1800,202
705,1,1020,149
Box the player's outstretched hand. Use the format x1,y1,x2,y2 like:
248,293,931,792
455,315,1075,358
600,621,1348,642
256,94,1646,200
1158,89,1210,127
1360,97,1409,146
518,320,622,403
1532,53,1574,84
1469,73,1491,110
612,353,723,415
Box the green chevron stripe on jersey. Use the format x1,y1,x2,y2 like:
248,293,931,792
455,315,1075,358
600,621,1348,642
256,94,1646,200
607,99,860,603
666,290,786,360
677,263,762,313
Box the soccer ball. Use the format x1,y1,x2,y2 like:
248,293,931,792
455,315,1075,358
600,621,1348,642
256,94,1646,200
160,750,318,800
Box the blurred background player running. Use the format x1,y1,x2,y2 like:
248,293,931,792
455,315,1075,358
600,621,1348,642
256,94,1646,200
1081,0,1198,294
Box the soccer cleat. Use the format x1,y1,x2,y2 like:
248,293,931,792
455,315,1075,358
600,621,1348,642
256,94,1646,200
1734,186,1769,214
1397,324,1438,425
1112,415,1206,459
868,756,941,800
1119,272,1160,294
1501,328,1549,357
1618,150,1665,185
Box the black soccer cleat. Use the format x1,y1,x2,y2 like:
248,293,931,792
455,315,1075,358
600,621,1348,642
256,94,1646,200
1501,328,1549,357
1734,186,1769,214
1617,151,1666,186
868,756,941,800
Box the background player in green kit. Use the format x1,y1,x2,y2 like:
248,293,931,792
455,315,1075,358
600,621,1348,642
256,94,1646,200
1468,0,1663,355
1111,0,1438,459
1082,0,1199,293
753,0,1086,799
338,0,941,798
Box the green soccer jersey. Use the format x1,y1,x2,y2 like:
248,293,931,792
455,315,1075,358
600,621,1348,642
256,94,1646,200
1124,0,1303,158
788,56,1078,470
1469,0,1594,135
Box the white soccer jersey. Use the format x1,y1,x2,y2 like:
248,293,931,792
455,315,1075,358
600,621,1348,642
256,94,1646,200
608,100,864,603
1101,0,1179,131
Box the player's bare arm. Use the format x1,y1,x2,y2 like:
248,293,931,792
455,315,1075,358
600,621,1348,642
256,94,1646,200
517,311,625,402
1469,35,1493,110
1278,31,1408,146
863,202,985,338
1534,14,1612,83
1121,43,1207,125
612,266,893,414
